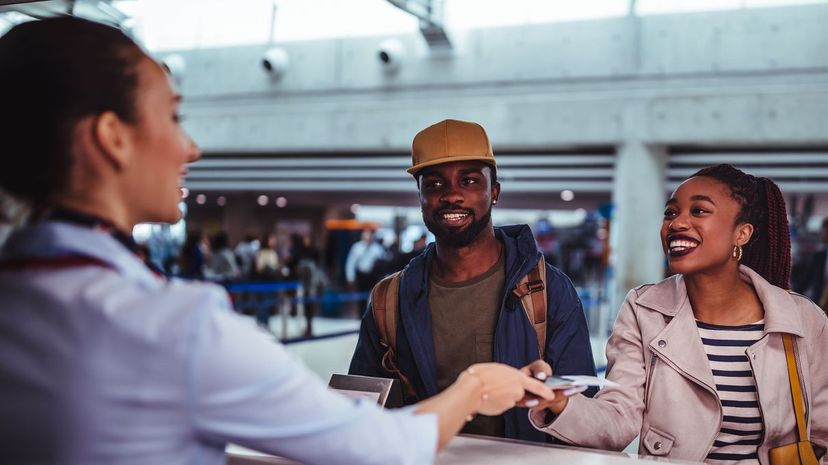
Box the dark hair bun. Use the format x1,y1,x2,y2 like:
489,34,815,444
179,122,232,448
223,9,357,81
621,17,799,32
0,17,142,207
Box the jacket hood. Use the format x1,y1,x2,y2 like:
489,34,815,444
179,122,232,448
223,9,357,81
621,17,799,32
403,224,542,295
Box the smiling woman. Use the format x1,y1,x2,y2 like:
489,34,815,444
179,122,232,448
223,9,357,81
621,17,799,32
528,164,828,464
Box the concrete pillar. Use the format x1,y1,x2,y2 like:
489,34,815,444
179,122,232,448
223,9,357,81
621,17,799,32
608,141,667,332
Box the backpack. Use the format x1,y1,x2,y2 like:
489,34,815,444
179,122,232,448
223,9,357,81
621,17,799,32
370,256,548,399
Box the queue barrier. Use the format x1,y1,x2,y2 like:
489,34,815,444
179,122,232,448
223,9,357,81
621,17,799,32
225,281,303,339
225,281,370,339
225,281,611,366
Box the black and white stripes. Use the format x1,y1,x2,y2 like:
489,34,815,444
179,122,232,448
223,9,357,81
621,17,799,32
697,320,764,464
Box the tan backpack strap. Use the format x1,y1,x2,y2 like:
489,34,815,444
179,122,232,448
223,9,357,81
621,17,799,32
371,277,393,344
782,333,809,442
370,271,416,399
512,257,548,358
383,272,401,349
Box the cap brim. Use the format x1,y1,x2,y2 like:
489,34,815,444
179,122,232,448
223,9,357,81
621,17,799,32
407,155,497,176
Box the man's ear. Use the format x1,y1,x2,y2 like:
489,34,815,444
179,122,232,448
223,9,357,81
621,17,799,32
492,181,501,204
736,222,755,247
92,111,133,171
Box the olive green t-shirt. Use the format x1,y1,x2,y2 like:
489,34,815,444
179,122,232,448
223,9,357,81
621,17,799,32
429,249,505,437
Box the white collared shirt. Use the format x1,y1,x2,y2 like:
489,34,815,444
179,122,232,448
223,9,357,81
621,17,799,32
0,221,436,465
345,240,386,282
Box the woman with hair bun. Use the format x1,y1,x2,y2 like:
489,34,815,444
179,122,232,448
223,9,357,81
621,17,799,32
0,17,553,465
528,164,827,464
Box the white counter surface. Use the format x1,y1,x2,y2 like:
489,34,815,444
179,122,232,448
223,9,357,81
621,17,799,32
226,434,701,465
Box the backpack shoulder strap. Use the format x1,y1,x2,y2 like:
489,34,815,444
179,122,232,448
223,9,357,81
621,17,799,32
370,271,416,398
371,271,400,349
512,256,548,359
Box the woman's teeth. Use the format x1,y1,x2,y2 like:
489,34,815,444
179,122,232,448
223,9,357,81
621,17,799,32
669,240,699,251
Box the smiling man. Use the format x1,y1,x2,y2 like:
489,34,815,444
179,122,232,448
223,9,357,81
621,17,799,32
349,119,596,443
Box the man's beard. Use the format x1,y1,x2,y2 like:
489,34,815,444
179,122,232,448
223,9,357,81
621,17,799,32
423,204,492,248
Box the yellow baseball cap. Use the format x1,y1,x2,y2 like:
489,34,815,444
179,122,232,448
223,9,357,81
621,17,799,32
407,119,496,176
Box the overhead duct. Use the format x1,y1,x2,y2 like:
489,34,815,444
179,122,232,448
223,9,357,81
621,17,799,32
0,0,128,26
386,0,451,49
184,151,617,195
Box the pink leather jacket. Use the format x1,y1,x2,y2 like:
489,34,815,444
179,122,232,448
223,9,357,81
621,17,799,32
532,265,828,463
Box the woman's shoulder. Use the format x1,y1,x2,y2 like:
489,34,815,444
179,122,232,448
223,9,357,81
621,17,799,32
786,290,828,331
82,273,230,324
622,274,683,307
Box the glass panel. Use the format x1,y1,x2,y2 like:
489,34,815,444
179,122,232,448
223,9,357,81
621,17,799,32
444,0,629,30
636,0,828,15
115,0,418,51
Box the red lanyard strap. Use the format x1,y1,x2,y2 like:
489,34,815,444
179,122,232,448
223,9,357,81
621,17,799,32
0,255,114,272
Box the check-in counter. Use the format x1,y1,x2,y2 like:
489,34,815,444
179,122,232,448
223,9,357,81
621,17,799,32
227,435,702,465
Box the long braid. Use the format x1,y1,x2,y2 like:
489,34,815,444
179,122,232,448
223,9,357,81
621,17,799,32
692,164,792,288
741,178,770,283
759,178,791,288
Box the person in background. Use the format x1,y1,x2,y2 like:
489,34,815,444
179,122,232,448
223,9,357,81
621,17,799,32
209,230,240,282
254,232,281,280
293,238,329,337
345,228,387,298
794,217,828,314
234,232,260,280
382,232,430,276
179,230,209,280
528,164,828,463
135,243,164,275
397,233,429,268
0,17,556,465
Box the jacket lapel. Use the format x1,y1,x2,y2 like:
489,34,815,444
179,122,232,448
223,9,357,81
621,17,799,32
639,274,717,393
398,247,439,397
493,226,539,364
638,266,805,395
742,265,805,338
649,296,718,393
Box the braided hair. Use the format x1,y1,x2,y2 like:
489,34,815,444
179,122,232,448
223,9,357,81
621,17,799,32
692,164,791,289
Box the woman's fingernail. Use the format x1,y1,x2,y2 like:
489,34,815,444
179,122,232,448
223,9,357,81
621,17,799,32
535,372,547,380
563,388,578,396
525,399,540,407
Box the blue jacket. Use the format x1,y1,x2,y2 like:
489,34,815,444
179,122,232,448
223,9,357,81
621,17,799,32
349,224,596,443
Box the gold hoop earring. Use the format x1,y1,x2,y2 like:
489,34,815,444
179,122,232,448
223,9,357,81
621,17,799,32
732,245,743,262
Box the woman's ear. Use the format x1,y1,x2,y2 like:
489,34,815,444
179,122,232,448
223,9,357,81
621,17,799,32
92,111,133,170
736,222,755,247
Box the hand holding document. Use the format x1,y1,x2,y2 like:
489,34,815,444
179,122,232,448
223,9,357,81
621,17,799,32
544,375,620,391
526,374,619,415
517,360,620,408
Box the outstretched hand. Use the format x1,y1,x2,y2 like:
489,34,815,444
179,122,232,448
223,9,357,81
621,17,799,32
460,363,556,416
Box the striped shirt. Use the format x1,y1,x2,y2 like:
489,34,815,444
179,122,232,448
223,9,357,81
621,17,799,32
697,320,764,464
